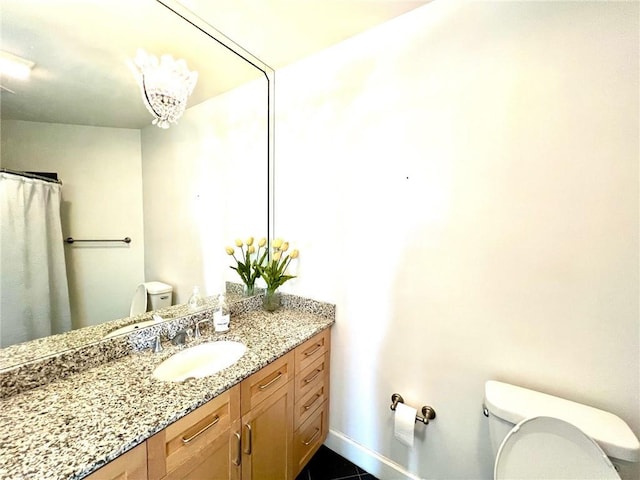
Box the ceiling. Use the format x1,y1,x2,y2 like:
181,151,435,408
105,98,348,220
178,0,432,70
0,0,431,129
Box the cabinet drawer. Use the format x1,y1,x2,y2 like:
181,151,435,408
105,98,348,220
293,400,329,476
294,372,328,430
241,350,294,414
147,385,240,479
295,353,329,402
295,329,330,374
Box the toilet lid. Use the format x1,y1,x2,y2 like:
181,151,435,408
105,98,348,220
129,283,148,316
495,416,620,480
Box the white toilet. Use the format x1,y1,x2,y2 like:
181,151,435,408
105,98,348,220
484,380,639,479
129,281,173,316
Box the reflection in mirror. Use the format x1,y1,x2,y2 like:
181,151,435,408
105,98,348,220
0,0,272,363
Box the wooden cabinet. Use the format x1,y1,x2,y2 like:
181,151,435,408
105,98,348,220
236,329,331,479
292,329,331,476
239,351,295,479
147,385,240,480
294,400,329,475
96,328,331,480
85,442,147,480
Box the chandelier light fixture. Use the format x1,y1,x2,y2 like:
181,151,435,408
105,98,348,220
129,49,198,129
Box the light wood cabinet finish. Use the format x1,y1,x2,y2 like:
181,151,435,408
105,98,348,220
147,385,240,480
294,329,330,375
238,350,295,479
88,328,330,480
293,329,331,477
295,353,329,429
240,377,295,479
85,442,147,480
293,399,329,475
241,351,294,414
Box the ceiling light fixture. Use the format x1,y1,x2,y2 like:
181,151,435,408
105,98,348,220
0,50,35,80
128,49,198,129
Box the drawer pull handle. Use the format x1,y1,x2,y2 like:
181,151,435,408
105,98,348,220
302,427,321,446
304,343,323,356
259,371,283,390
303,393,322,411
244,423,253,455
233,431,242,466
303,368,322,384
181,415,220,444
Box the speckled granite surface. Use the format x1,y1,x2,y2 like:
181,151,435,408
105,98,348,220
0,285,257,398
0,285,247,370
0,297,334,480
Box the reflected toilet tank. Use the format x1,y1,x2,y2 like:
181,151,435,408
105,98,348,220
129,281,173,316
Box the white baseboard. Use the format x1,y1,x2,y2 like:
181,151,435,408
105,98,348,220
324,429,424,480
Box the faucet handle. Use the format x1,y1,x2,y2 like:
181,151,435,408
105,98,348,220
152,335,163,353
170,328,189,346
194,318,211,338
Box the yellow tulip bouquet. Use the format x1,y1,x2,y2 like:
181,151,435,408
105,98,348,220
225,237,268,296
256,238,299,311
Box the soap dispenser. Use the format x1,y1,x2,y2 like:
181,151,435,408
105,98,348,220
187,285,205,312
213,293,230,332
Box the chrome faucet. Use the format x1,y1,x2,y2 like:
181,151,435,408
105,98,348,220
150,327,191,353
169,328,190,346
194,318,212,338
151,335,163,353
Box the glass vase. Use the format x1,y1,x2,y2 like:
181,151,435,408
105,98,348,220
262,288,281,312
243,283,255,297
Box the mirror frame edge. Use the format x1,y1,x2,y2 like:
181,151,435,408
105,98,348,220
0,0,276,370
156,0,275,246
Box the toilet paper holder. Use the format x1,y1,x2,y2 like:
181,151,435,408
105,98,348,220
390,393,436,425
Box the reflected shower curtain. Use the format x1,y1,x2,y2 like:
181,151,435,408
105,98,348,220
0,172,71,347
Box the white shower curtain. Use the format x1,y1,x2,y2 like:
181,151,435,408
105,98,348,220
0,172,71,347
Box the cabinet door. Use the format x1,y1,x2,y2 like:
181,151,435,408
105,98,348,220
147,385,240,480
241,379,295,480
85,442,147,480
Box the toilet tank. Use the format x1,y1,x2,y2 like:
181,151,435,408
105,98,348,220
145,281,173,310
484,381,640,463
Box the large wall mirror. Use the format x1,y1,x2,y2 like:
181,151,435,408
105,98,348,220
0,0,273,363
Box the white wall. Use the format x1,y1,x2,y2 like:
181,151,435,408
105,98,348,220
142,77,268,303
275,1,639,479
1,120,144,328
1,74,266,328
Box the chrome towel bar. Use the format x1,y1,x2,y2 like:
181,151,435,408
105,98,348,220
65,237,131,244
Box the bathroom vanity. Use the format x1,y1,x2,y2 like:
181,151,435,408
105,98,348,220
0,294,334,480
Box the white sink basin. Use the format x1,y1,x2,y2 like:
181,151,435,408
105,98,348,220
103,318,160,339
152,341,246,382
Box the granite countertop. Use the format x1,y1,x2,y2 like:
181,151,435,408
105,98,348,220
0,288,247,371
0,302,334,480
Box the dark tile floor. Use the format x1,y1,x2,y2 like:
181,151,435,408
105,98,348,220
296,445,379,480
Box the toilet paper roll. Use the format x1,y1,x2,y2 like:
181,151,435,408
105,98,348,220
394,402,416,447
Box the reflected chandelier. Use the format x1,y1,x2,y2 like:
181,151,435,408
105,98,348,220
129,49,198,129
